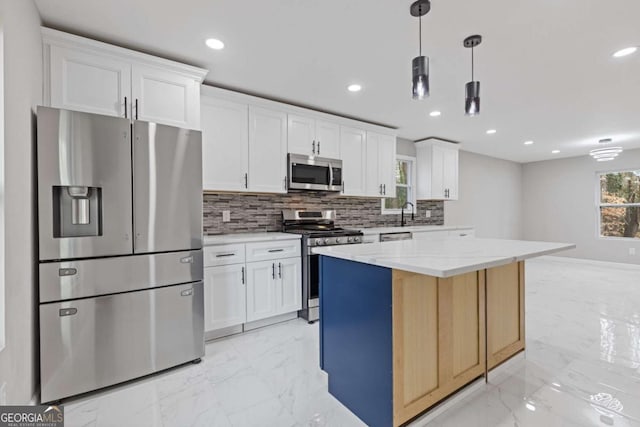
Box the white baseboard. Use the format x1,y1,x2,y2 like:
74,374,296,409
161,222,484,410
244,312,298,331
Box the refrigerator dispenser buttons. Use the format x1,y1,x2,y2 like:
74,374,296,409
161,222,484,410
58,268,77,277
59,308,78,317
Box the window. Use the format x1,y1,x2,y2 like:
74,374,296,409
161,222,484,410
598,170,640,239
382,156,416,214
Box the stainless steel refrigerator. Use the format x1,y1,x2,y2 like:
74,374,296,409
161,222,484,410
36,106,204,403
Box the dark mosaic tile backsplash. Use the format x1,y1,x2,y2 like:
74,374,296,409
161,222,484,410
203,192,444,235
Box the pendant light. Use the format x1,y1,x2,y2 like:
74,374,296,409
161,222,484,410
410,0,431,100
464,35,482,116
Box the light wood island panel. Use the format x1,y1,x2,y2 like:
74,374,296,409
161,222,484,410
392,270,486,426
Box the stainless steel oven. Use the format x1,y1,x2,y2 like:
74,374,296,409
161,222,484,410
287,154,342,192
282,210,363,323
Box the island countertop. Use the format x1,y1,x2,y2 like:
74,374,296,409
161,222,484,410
313,238,575,277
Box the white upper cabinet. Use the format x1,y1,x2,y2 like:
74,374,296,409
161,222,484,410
365,131,397,198
416,139,459,200
43,28,207,129
287,114,340,158
340,126,367,196
248,106,288,194
49,45,131,118
201,97,249,192
131,64,201,129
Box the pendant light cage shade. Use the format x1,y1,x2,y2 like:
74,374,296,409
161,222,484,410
465,81,480,116
412,56,430,99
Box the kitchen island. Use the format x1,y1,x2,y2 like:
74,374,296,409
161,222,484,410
314,238,574,427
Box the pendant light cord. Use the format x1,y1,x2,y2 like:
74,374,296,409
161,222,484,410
419,13,422,56
471,46,474,81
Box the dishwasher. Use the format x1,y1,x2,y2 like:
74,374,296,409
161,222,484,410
379,232,413,242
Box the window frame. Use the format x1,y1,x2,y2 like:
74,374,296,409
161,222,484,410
596,168,640,240
381,155,417,215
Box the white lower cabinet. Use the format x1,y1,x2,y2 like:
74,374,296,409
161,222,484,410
204,239,302,335
278,257,303,314
204,264,246,331
246,260,279,322
246,257,302,323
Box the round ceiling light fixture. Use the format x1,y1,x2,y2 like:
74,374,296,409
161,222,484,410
347,84,362,92
524,140,534,145
552,150,560,154
589,147,623,161
205,38,225,50
486,129,497,134
429,110,441,117
613,47,637,58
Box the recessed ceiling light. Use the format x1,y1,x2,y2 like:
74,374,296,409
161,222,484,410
613,47,637,58
524,140,534,145
205,38,225,50
486,129,497,134
552,150,560,154
429,111,441,117
347,84,362,92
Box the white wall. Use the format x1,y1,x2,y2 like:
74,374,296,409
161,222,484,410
0,0,41,404
445,150,523,239
523,148,640,264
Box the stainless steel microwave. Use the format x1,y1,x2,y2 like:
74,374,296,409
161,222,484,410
287,153,343,192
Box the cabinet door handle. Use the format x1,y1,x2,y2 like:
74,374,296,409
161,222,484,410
278,262,282,279
124,96,128,118
317,141,320,155
272,263,276,279
283,176,287,190
135,98,139,120
383,184,386,195
244,173,248,189
342,180,345,194
312,140,316,155
268,248,284,253
241,266,245,284
379,184,383,195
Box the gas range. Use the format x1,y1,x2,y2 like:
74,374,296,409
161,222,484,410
281,210,363,247
281,209,364,323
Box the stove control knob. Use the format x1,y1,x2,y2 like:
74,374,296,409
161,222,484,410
354,236,361,243
315,239,323,246
347,237,354,243
336,238,341,244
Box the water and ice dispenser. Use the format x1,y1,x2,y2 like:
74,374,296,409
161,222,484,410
52,185,102,237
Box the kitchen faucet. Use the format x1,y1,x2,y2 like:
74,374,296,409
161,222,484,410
401,202,415,227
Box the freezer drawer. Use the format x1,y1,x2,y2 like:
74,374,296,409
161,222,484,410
37,106,133,261
39,282,204,403
39,250,203,303
133,121,202,253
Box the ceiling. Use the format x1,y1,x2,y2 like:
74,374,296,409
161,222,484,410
35,0,640,163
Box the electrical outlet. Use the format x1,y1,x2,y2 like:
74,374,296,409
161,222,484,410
425,210,431,218
630,248,636,256
222,210,231,222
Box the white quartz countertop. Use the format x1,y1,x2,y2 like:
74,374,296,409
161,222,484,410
359,225,474,235
312,238,575,278
204,232,300,246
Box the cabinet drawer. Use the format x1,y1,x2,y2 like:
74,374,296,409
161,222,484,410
245,240,301,263
449,229,475,238
204,244,246,267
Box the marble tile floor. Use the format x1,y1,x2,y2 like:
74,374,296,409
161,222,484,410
63,256,640,427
